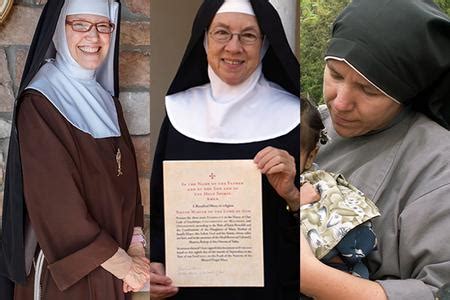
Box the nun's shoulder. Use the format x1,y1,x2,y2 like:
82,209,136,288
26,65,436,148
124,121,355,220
165,83,211,104
18,89,59,116
265,80,299,104
19,89,50,107
16,89,71,134
409,113,450,147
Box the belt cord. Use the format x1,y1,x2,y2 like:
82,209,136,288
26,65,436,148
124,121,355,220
34,250,45,300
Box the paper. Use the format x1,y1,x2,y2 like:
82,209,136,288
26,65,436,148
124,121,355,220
163,160,264,287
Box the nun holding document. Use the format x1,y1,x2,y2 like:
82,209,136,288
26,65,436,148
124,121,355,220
150,0,300,299
0,0,149,299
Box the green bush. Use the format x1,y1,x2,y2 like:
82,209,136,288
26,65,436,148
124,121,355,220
300,0,449,104
435,0,450,16
300,0,349,103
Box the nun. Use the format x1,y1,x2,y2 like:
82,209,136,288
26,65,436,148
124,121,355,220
301,0,450,299
150,0,300,299
0,0,150,299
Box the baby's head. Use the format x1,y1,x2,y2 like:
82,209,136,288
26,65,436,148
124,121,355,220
300,95,327,173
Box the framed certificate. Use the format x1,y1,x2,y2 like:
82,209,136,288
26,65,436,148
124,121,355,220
163,160,264,287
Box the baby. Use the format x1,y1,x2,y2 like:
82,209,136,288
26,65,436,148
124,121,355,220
300,96,380,278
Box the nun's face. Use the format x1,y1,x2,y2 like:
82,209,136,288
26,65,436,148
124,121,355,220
207,12,262,85
323,60,403,137
65,14,111,70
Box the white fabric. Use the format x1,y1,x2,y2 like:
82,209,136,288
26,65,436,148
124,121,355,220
217,0,255,16
166,65,299,143
66,0,110,18
26,0,120,138
27,62,121,138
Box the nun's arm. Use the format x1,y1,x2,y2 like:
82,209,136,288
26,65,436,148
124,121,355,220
300,231,388,300
377,184,450,300
17,93,119,291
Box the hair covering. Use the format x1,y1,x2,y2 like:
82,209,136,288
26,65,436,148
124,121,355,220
66,0,110,16
216,0,255,15
0,0,122,285
165,0,300,143
325,0,450,129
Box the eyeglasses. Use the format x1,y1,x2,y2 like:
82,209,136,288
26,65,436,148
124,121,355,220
65,20,115,34
208,28,262,45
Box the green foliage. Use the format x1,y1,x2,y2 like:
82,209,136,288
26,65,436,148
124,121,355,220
435,0,450,16
300,0,350,103
300,0,449,104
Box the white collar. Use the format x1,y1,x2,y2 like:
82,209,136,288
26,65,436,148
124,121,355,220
166,66,299,144
216,0,255,16
27,61,121,138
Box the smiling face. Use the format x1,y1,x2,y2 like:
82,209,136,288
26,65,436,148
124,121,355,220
323,60,403,137
207,12,262,85
65,14,111,70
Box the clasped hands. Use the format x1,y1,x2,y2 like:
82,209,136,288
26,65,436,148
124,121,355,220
123,243,151,293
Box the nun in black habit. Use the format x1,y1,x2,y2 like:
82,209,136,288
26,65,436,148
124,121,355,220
0,0,150,299
150,0,300,299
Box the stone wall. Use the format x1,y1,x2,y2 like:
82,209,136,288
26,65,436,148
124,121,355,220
0,0,150,235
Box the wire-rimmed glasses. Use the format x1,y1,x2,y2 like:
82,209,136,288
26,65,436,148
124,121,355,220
208,28,262,45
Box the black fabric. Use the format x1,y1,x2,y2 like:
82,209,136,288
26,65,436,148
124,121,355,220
0,274,13,299
167,0,300,97
150,118,300,299
0,0,122,287
326,0,450,129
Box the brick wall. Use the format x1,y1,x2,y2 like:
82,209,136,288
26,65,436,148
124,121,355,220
0,0,150,237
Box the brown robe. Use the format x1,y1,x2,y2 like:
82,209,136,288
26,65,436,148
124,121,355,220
13,91,144,300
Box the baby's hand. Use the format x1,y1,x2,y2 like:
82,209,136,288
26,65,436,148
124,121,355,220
300,182,320,206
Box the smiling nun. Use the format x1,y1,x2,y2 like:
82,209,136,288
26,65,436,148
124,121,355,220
0,0,149,299
150,0,300,299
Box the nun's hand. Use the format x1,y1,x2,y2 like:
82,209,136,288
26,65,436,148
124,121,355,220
123,243,148,293
122,256,151,292
254,146,299,210
127,243,146,258
150,262,179,299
